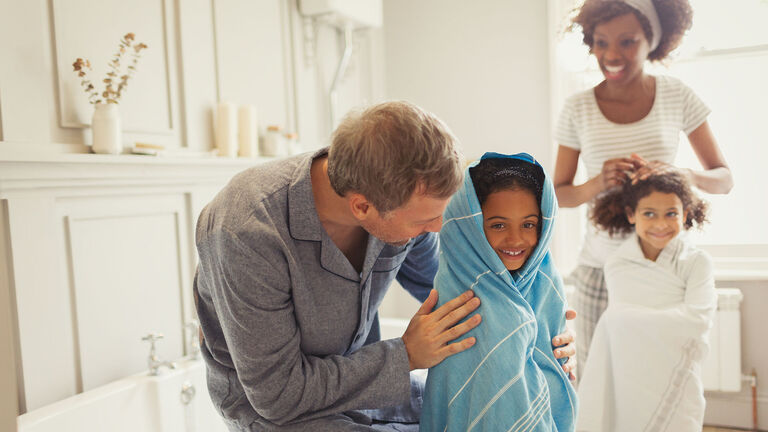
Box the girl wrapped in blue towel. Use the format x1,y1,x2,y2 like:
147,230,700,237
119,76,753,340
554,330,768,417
421,153,577,431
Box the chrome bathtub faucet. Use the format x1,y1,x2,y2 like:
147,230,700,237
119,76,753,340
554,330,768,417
141,333,177,376
185,320,202,360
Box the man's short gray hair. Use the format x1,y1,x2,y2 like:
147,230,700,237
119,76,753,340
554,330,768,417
327,101,464,213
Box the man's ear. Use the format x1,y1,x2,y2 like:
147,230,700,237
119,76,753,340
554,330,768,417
348,193,376,221
625,207,636,225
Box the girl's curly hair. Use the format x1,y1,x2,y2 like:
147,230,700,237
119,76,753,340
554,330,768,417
591,170,708,236
571,0,693,61
469,158,544,207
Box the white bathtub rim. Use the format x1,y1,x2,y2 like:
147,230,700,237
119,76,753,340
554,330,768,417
17,356,205,427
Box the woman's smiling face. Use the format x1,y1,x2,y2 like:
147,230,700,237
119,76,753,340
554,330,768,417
592,12,650,84
481,188,540,271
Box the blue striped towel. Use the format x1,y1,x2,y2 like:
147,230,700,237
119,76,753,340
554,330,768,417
420,152,577,432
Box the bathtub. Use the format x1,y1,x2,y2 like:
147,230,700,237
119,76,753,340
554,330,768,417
18,321,412,432
17,358,228,432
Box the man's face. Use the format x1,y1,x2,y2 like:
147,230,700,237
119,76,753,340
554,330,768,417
360,192,449,246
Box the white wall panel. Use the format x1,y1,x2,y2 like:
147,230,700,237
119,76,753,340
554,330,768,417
64,196,187,391
0,0,54,145
213,0,291,131
0,200,21,427
7,197,78,411
52,0,173,134
176,0,219,151
0,156,255,413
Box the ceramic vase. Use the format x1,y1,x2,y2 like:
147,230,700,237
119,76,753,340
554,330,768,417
91,103,122,154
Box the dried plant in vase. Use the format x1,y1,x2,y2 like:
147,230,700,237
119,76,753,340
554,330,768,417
72,32,148,104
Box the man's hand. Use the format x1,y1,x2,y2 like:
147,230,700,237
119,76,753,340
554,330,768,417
552,309,577,381
402,289,482,370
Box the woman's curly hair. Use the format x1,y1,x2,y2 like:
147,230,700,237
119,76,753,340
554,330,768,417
571,0,693,61
591,170,708,236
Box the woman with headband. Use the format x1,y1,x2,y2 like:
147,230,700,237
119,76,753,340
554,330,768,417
552,0,733,382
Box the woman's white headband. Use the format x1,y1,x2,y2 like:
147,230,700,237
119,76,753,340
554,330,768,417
620,0,662,51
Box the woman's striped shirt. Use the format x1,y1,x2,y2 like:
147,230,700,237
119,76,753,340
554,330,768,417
555,74,710,268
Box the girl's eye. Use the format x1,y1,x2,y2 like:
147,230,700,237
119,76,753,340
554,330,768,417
490,223,505,230
643,211,655,218
523,222,537,229
621,39,637,47
594,39,608,48
666,211,679,218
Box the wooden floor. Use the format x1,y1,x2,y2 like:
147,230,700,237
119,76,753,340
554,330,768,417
703,427,757,431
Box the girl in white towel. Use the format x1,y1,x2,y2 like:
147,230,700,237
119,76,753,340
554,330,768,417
576,171,715,432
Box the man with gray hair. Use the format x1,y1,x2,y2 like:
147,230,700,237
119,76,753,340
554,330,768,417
194,101,575,431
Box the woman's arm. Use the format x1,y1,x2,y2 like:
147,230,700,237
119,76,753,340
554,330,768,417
553,145,639,207
685,121,733,194
631,121,733,194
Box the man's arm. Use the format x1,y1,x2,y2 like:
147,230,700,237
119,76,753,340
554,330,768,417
395,232,439,302
200,227,411,425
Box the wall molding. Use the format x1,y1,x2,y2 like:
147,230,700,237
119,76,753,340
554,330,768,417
0,153,260,195
50,0,175,135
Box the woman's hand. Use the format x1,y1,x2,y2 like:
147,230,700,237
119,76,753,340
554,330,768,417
598,157,642,190
628,153,690,184
553,309,577,381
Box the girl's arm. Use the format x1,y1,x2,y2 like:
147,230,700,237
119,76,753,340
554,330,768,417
552,309,577,380
553,145,639,207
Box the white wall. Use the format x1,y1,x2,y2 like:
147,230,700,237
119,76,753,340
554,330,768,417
382,0,553,166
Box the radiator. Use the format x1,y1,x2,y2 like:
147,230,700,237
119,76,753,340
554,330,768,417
702,288,744,392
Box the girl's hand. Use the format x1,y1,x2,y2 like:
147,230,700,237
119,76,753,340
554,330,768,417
598,157,642,190
553,309,577,381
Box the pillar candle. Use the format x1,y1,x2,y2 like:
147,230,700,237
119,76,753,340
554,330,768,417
238,104,259,158
215,102,237,157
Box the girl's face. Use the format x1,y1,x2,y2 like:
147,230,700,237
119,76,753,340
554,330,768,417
481,188,540,271
592,12,650,84
627,191,688,261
